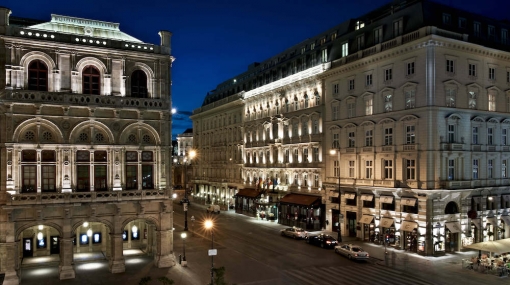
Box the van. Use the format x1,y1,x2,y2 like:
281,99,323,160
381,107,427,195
206,205,220,214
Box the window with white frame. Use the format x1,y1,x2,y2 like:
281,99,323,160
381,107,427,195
347,101,356,118
384,92,392,112
314,174,319,187
406,125,415,144
406,159,416,180
405,90,415,109
488,127,494,145
302,121,308,136
284,149,289,163
294,173,298,185
333,83,339,95
448,124,456,143
348,131,355,147
294,98,299,111
374,27,383,44
472,127,479,144
334,159,339,177
448,159,455,180
446,59,455,73
332,105,339,120
468,90,477,109
365,98,373,115
365,130,373,146
384,159,393,179
488,159,494,178
366,74,373,86
469,64,477,77
313,147,319,162
293,148,299,162
384,128,393,145
332,133,339,148
446,88,456,107
303,148,309,163
293,124,298,138
342,42,349,57
473,159,479,179
384,68,392,82
489,67,496,80
348,161,355,177
313,119,319,134
304,94,309,108
321,49,328,63
349,79,355,91
393,19,403,37
365,160,373,179
503,159,508,178
407,62,415,76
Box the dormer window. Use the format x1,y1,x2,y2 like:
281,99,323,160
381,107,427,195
355,21,365,30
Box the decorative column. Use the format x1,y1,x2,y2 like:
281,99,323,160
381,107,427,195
108,232,125,273
0,240,19,285
154,204,175,268
59,237,75,280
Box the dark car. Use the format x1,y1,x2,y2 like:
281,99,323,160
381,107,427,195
305,234,338,249
179,198,190,205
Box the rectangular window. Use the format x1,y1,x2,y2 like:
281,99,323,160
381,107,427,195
77,165,90,192
126,165,137,190
342,42,349,57
489,67,496,80
293,149,299,162
142,165,153,189
356,35,364,50
41,165,56,192
22,165,37,193
405,90,415,109
406,159,416,180
356,21,365,30
332,133,339,148
448,124,455,143
488,159,494,178
94,165,107,191
446,88,456,107
365,160,373,179
393,19,403,37
332,105,338,120
384,128,393,146
348,161,355,177
365,99,373,115
349,79,355,90
442,13,451,24
446,59,455,73
303,148,309,162
459,17,467,28
321,49,328,63
365,130,373,146
489,93,496,111
348,132,356,147
384,68,392,81
473,159,479,179
384,160,393,179
488,25,496,39
407,62,415,75
474,22,481,37
488,127,494,145
334,160,339,177
503,128,508,145
448,159,455,180
406,125,415,144
347,102,355,118
284,149,290,163
374,27,383,44
503,160,508,178
469,64,476,77
503,29,509,45
365,74,372,86
472,127,479,144
333,83,339,94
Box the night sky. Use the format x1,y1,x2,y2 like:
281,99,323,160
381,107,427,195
2,0,508,138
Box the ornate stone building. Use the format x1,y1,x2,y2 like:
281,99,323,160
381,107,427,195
191,0,510,256
0,9,174,284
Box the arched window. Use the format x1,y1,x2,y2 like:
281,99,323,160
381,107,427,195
82,66,100,95
444,201,459,214
28,60,48,91
131,70,148,98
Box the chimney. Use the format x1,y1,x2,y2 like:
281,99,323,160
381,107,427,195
0,7,11,34
158,30,172,55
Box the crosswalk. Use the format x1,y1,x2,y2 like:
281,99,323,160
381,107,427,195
283,263,433,285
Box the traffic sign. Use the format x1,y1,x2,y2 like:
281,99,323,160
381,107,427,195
208,249,217,256
183,203,188,211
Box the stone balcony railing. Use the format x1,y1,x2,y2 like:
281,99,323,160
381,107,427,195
2,90,169,110
5,189,168,206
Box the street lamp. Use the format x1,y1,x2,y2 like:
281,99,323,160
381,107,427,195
329,149,342,242
204,219,215,285
183,149,196,231
181,232,187,266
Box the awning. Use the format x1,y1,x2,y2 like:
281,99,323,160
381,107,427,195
330,191,339,198
344,192,356,199
401,221,417,232
235,188,262,198
380,217,394,228
380,196,394,204
361,194,374,201
359,215,374,224
471,218,482,228
501,215,510,225
487,216,498,226
401,197,417,206
279,194,321,206
445,222,461,233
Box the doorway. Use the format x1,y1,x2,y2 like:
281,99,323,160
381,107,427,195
23,238,33,257
346,211,357,237
50,236,60,254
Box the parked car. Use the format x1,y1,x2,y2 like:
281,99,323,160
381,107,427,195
179,198,190,205
305,234,338,248
206,205,220,214
280,227,308,239
334,244,370,261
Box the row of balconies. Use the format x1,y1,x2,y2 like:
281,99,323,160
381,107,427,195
6,189,167,206
441,143,510,152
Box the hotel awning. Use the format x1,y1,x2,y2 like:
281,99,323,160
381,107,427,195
279,194,321,206
401,197,417,206
359,215,374,224
501,215,510,225
401,221,418,232
380,217,394,228
235,188,262,198
471,218,482,228
445,222,461,233
361,194,374,201
344,192,356,199
380,196,394,204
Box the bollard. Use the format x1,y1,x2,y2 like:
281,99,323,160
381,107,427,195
179,254,182,264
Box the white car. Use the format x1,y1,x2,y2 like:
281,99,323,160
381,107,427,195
334,244,370,261
206,205,220,214
280,227,308,239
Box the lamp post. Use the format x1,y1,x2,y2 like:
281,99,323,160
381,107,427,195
329,149,342,242
204,219,215,285
181,232,187,266
183,150,196,231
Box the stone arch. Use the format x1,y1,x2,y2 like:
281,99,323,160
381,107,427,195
125,62,155,98
120,215,160,232
399,114,419,121
16,221,64,238
377,118,396,124
444,201,459,214
446,113,463,120
69,120,115,144
75,57,108,95
119,122,161,145
12,117,65,143
71,218,114,234
20,51,57,92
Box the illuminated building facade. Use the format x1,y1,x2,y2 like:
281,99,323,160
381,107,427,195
0,8,175,284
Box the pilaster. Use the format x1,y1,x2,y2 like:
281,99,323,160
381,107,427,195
108,233,125,273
